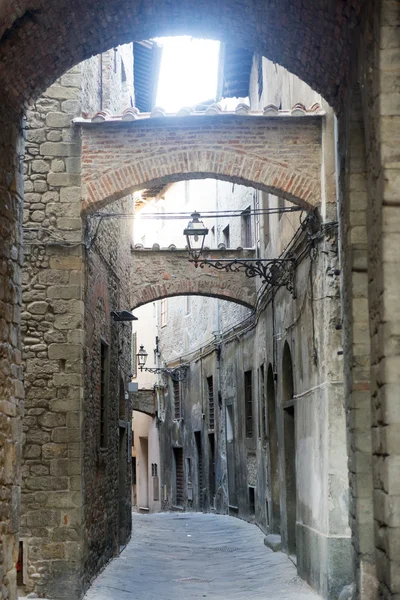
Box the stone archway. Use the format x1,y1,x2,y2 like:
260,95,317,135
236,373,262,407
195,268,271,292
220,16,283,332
130,249,257,311
0,0,362,110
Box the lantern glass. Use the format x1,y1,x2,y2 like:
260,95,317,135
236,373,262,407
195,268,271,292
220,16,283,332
183,211,208,262
136,344,148,367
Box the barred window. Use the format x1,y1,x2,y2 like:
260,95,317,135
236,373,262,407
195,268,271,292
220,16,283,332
245,370,253,438
173,380,181,420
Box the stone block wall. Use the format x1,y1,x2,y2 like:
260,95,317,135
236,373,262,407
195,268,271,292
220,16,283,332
0,96,25,600
20,47,134,599
357,1,400,597
21,61,86,599
82,195,133,589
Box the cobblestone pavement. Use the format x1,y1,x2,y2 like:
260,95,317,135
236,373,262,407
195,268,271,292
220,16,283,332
84,512,321,600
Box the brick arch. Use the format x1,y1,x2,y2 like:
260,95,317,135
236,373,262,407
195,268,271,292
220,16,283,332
130,250,257,310
0,0,362,110
81,116,323,213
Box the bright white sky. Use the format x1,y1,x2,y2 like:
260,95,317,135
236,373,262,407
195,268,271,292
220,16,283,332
155,36,220,113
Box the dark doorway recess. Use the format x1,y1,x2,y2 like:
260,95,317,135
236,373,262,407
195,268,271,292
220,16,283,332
174,447,184,506
282,342,296,557
267,363,280,533
194,432,204,510
208,433,216,501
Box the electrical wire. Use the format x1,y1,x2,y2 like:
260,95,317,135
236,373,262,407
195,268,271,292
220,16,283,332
88,206,304,220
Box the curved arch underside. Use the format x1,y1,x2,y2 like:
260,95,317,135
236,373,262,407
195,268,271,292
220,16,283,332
130,249,257,310
0,0,362,110
81,116,323,212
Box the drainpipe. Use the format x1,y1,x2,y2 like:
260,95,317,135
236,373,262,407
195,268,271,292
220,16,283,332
99,53,103,110
154,302,161,419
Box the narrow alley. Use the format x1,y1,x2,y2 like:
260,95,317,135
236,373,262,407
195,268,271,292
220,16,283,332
84,513,320,600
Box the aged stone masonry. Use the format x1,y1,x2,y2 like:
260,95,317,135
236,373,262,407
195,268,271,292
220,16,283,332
77,108,324,213
130,248,258,310
0,1,398,600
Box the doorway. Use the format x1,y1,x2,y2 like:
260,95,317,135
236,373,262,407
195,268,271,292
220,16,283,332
194,432,204,510
226,404,238,509
139,437,149,510
267,364,280,533
118,426,128,549
282,342,296,557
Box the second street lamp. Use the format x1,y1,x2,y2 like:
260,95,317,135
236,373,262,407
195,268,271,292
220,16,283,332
136,344,188,381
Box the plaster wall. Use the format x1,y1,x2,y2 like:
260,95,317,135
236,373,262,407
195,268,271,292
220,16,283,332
249,55,321,111
149,174,351,599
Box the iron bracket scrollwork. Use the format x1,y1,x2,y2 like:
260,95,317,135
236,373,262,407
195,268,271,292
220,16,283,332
192,258,297,298
139,365,189,381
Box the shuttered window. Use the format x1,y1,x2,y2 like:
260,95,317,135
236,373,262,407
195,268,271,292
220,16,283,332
207,376,214,430
173,380,181,420
245,370,253,438
174,448,184,506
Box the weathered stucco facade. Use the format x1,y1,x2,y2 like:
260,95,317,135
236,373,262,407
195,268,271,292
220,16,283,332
139,175,350,599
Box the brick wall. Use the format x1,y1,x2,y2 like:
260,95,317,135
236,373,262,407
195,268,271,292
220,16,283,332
79,115,323,212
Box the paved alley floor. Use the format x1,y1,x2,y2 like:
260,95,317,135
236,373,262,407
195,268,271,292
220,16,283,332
84,512,320,600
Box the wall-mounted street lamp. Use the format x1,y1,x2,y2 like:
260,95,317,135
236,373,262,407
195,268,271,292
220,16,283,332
184,212,297,298
136,344,188,381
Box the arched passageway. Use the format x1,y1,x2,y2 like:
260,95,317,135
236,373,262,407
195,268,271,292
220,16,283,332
0,2,399,600
130,248,257,311
0,0,362,109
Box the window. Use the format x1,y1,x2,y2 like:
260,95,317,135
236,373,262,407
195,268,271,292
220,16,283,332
207,376,214,430
100,341,109,447
160,298,167,327
121,60,127,83
208,433,216,497
244,370,253,438
211,226,215,247
258,365,266,441
278,196,285,220
242,207,253,247
262,191,270,245
185,296,191,315
257,54,263,99
173,380,181,420
152,463,160,501
132,458,137,485
249,486,255,515
222,225,230,248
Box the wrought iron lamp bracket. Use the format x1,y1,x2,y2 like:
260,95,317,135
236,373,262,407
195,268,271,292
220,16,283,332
191,257,297,298
139,365,188,382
